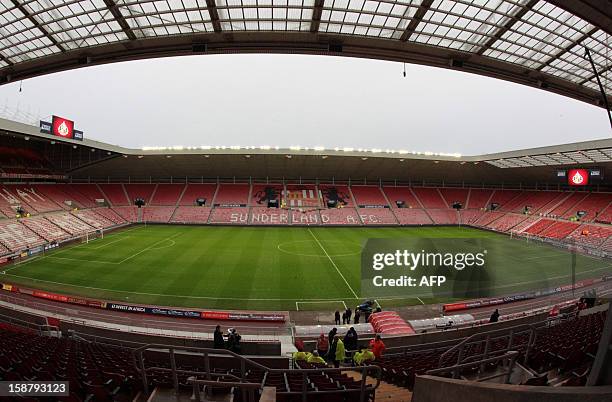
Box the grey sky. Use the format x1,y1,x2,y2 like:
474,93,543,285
0,54,610,156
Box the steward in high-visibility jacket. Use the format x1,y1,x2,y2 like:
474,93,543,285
354,349,375,365
293,351,308,361
307,351,327,365
334,338,346,368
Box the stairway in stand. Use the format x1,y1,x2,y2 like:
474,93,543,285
346,370,412,401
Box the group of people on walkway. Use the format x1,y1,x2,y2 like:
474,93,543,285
295,327,386,368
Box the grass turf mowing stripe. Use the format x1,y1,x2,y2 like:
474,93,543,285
2,225,610,311
308,227,359,299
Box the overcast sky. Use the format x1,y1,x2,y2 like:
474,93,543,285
0,54,610,156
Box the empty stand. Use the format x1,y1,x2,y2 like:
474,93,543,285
284,185,320,208
549,192,588,217
178,184,217,206
209,207,249,224
427,209,458,225
98,184,130,206
54,184,98,208
351,186,389,207
141,206,172,223
112,206,139,223
503,191,566,214
45,213,94,236
539,221,581,239
68,184,106,207
439,188,469,208
289,209,321,225
393,208,433,225
466,189,493,209
379,311,605,390
511,215,541,233
33,185,73,210
490,190,522,210
319,207,361,225
124,184,157,204
151,184,185,205
487,214,529,232
0,221,44,252
358,208,398,224
524,218,556,235
567,224,612,248
6,185,62,213
20,216,69,242
563,193,611,222
383,187,422,209
474,211,505,227
251,184,284,207
250,207,289,224
93,208,127,225
141,206,175,223
412,188,447,209
0,326,140,401
171,206,211,224
319,185,354,207
0,186,27,217
214,184,249,206
458,210,486,225
73,209,117,229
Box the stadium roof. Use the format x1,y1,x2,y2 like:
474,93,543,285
0,0,611,107
2,116,612,185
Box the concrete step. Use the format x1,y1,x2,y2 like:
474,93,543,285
346,370,412,402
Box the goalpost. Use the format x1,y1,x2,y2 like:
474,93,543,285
81,228,104,244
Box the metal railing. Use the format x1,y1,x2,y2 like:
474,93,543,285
427,350,520,383
132,344,381,402
437,322,540,368
0,311,59,334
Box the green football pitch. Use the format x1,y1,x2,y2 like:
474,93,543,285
2,225,611,311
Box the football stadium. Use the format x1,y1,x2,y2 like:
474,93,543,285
1,1,612,401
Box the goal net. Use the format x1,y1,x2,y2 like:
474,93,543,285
81,229,104,244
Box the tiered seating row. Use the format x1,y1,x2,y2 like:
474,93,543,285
20,216,70,242
171,206,211,224
45,213,94,236
0,221,44,252
142,206,176,223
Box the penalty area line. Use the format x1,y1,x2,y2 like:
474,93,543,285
296,300,348,311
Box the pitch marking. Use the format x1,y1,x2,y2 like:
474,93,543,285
307,228,359,299
118,232,183,264
277,240,362,258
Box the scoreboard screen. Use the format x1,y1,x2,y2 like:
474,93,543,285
567,169,589,186
557,168,603,186
51,115,75,139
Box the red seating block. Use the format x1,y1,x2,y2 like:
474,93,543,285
171,206,211,224
412,188,447,209
214,184,249,206
351,186,389,207
250,207,289,224
209,207,249,224
99,184,130,206
151,184,185,205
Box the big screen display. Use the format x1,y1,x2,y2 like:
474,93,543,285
51,115,75,139
568,169,589,186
